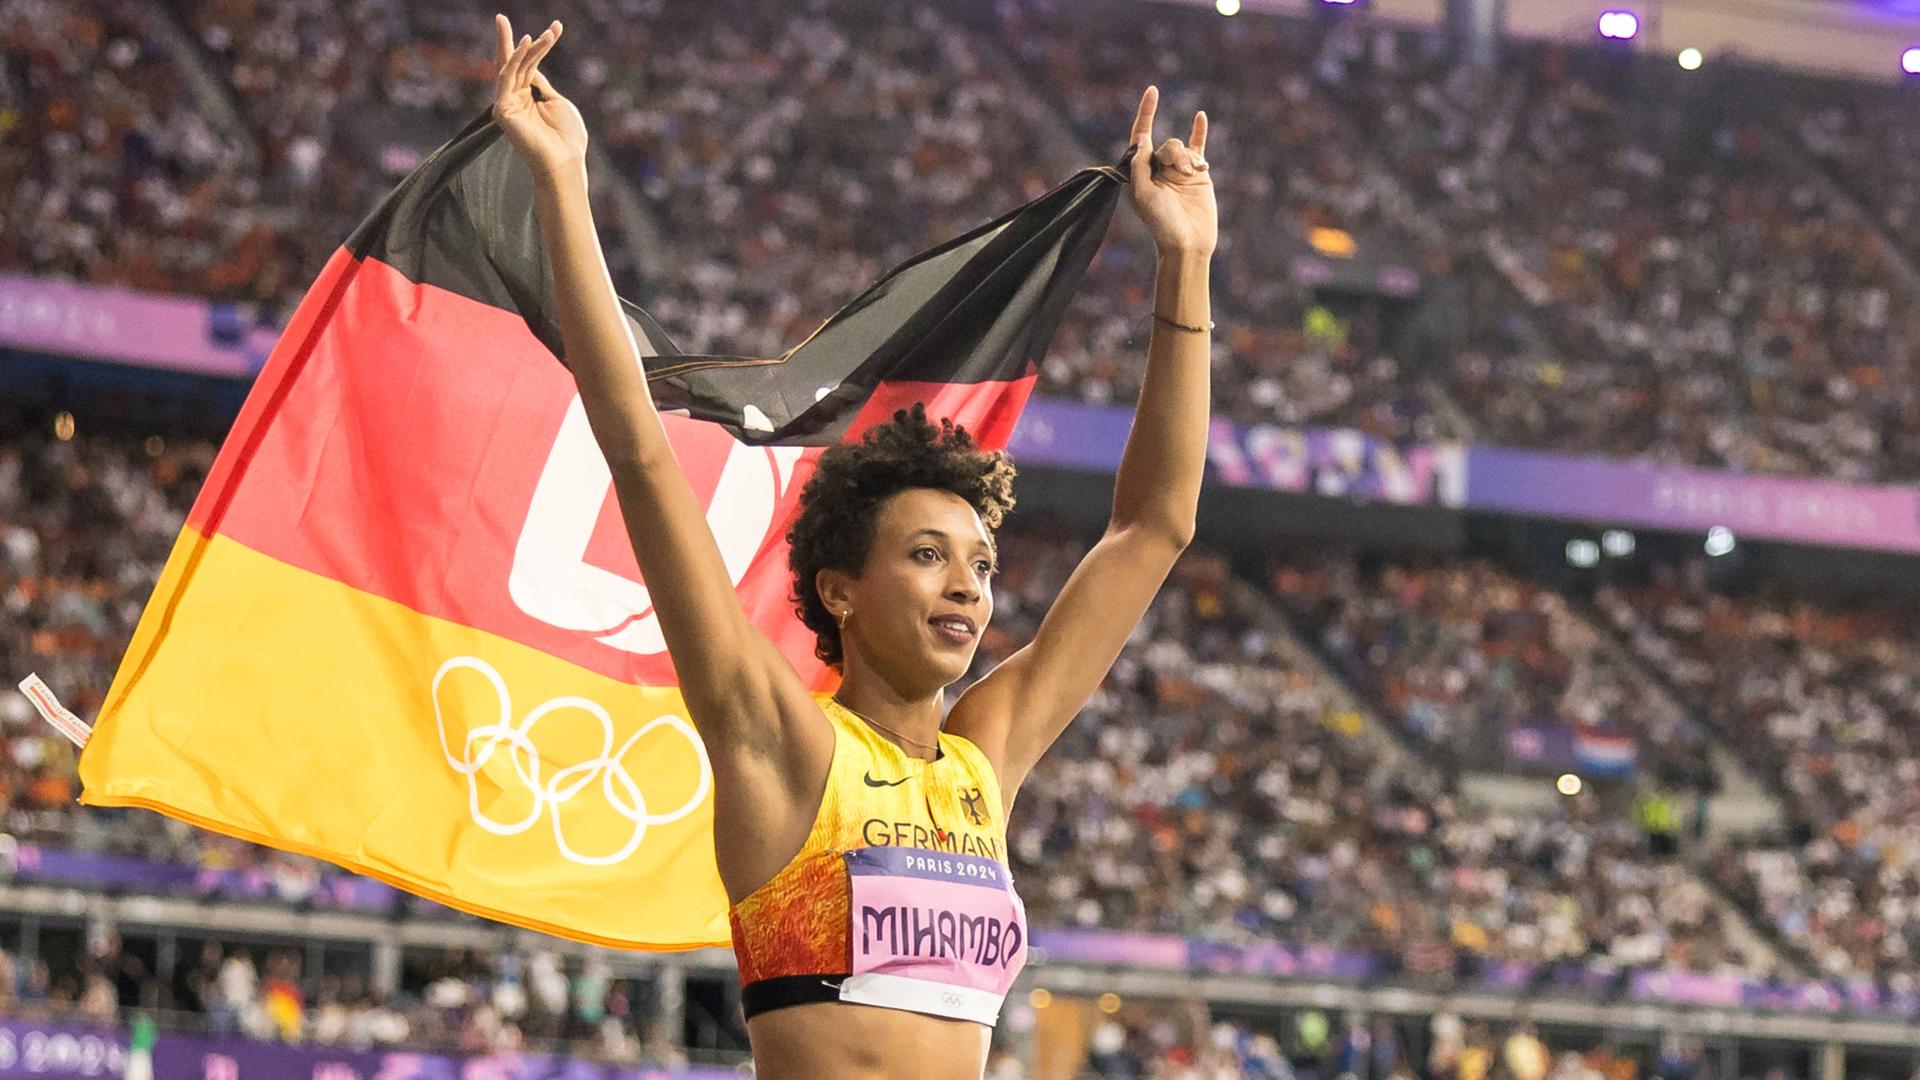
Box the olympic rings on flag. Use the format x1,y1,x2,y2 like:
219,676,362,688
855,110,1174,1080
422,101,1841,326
431,656,712,866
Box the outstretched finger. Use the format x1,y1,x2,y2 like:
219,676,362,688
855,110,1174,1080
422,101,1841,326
1130,85,1158,150
1190,111,1208,157
521,22,561,84
494,13,514,71
501,32,533,93
506,27,553,94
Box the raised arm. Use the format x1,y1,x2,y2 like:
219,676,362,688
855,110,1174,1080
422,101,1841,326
952,86,1216,799
490,19,825,775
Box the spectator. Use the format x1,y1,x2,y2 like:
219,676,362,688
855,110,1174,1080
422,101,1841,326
1599,567,1920,989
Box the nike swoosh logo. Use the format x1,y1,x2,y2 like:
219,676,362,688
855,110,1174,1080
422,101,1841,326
863,772,909,788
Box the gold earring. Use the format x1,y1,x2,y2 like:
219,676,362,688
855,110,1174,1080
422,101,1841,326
836,608,851,629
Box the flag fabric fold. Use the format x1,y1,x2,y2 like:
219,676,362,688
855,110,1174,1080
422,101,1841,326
78,109,1124,949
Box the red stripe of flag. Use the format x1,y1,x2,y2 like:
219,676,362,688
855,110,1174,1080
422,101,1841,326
199,255,1036,686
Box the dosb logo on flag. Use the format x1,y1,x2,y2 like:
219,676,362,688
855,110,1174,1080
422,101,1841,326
79,107,1123,949
509,394,806,655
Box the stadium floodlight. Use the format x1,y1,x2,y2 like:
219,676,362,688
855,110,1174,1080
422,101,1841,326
1556,773,1584,797
1215,0,1242,13
1678,48,1704,71
1705,526,1736,557
1566,539,1601,568
1601,529,1636,558
1597,10,1640,40
1904,47,1920,75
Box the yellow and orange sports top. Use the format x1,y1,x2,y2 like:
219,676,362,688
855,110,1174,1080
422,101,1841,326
728,698,1028,1025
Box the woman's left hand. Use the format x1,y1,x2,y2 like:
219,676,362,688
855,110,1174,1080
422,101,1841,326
1126,86,1216,258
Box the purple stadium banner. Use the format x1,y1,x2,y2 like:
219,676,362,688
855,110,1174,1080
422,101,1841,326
1030,928,1381,981
1207,421,1467,505
150,1036,739,1080
1005,398,1468,507
0,1019,739,1080
9,844,399,912
1029,928,1190,969
1002,397,1139,472
0,1019,124,1079
0,275,276,379
1629,970,1920,1018
1032,930,1920,1018
1477,960,1617,997
1467,445,1920,552
1010,400,1920,553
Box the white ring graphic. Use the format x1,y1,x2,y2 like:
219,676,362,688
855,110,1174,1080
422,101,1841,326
431,656,712,866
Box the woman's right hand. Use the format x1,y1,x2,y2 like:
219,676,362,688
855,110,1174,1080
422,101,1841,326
492,14,588,184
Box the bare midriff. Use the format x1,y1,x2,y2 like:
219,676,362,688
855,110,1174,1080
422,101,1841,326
747,1000,991,1080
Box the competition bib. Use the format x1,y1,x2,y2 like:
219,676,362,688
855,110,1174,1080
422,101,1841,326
841,846,1028,1024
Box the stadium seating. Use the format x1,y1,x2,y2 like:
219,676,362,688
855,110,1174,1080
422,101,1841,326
1596,575,1920,990
1268,555,1711,786
14,0,1920,478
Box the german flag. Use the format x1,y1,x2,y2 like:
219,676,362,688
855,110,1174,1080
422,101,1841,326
78,109,1123,949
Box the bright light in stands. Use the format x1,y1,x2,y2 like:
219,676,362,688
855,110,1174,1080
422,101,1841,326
52,411,75,442
1904,47,1920,74
1601,529,1636,558
1215,0,1242,14
1097,992,1124,1014
1557,773,1584,797
1597,10,1640,39
1705,526,1737,557
144,435,166,457
1029,988,1053,1009
1566,539,1601,568
1320,0,1360,5
1678,47,1704,70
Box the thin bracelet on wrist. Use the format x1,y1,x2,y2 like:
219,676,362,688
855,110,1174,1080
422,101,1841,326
1152,311,1214,334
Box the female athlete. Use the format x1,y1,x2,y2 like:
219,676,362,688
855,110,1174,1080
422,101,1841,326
491,13,1215,1079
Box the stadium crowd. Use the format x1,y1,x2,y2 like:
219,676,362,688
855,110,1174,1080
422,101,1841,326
1031,994,1716,1080
1791,84,1920,268
1597,569,1920,992
0,0,310,309
978,531,1760,982
1267,555,1710,787
1368,48,1914,481
0,427,208,857
11,0,1920,478
980,0,1920,480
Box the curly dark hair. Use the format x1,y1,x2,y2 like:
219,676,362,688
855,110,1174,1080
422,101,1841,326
787,403,1017,667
